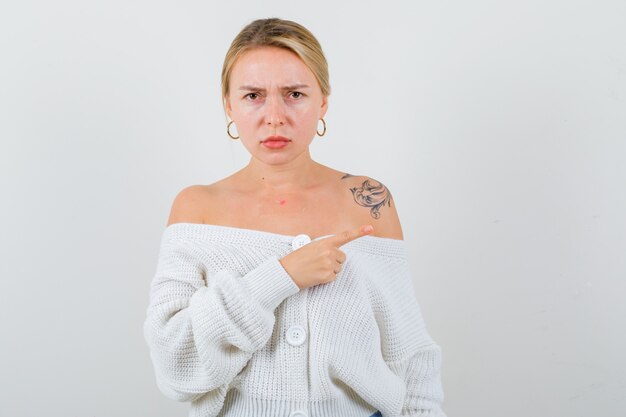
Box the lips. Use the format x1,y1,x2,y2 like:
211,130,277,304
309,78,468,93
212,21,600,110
261,135,291,149
262,135,290,143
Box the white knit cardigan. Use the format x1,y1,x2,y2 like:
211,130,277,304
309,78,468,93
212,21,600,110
143,223,446,417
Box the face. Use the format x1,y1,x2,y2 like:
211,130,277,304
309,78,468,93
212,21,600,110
224,46,328,165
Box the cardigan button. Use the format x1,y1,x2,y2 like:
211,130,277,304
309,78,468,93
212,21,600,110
291,234,311,250
289,411,307,417
286,325,307,346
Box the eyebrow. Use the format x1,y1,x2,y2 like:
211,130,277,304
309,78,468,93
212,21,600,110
238,84,310,92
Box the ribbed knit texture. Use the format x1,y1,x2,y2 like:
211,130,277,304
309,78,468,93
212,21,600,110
143,223,446,417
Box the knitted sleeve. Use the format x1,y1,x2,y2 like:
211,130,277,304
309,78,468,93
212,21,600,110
399,344,446,416
380,257,447,417
143,238,300,406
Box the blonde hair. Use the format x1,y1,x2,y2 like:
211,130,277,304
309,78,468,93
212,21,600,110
221,18,330,111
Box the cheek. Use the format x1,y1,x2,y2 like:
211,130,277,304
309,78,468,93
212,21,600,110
231,106,258,128
294,106,319,124
234,102,257,115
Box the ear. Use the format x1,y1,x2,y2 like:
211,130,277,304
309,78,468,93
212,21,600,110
224,96,232,119
320,95,329,119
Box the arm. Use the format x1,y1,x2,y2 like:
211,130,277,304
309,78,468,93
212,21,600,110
381,290,446,416
143,238,300,403
381,265,447,417
352,178,445,416
399,344,446,417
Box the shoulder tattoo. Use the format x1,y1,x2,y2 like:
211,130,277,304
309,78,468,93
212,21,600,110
341,173,393,219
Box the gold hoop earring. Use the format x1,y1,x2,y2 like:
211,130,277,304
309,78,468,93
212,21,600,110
316,118,327,137
227,120,239,140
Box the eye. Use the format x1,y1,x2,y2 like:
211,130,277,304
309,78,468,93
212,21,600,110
290,91,303,99
244,92,260,100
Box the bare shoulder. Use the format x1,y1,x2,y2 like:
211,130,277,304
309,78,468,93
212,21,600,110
339,173,404,240
166,184,214,227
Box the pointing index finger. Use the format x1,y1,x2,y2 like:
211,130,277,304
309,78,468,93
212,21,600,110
326,225,374,246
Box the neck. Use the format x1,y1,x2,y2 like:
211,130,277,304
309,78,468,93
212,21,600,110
241,151,322,193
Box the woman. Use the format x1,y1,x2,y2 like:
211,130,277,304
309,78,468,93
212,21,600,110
144,18,446,417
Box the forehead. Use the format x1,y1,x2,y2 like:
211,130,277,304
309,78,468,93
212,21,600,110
230,46,316,85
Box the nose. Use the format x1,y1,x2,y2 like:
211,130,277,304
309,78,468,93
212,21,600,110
265,95,285,127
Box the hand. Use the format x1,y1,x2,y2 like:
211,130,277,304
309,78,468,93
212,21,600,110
279,225,374,290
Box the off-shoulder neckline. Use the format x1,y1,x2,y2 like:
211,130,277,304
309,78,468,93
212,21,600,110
164,222,404,242
162,222,408,258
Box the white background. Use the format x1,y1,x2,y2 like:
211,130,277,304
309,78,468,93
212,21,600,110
1,1,625,416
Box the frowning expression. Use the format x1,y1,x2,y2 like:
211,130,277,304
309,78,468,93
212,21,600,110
224,46,328,164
